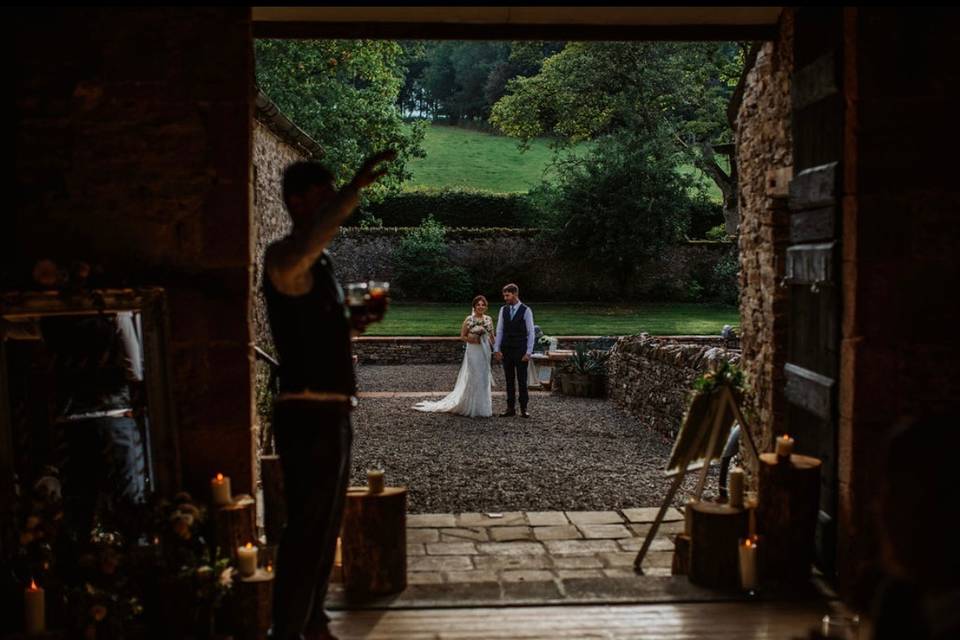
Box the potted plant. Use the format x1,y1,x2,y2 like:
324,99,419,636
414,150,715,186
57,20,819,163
557,345,594,397
586,349,611,398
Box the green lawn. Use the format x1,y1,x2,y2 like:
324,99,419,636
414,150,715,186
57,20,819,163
405,123,722,202
365,303,739,337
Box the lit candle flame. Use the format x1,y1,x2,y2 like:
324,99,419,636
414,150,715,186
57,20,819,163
29,579,38,590
215,473,224,481
266,563,273,572
244,542,254,549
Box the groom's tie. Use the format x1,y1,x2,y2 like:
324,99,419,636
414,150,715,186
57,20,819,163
509,305,516,321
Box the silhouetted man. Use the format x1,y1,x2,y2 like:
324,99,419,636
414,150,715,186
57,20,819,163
264,151,394,640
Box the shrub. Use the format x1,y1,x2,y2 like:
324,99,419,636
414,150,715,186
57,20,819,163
351,188,538,228
707,249,740,305
705,224,728,241
392,217,473,301
687,196,726,239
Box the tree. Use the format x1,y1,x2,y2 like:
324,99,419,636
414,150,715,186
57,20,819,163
532,131,693,289
491,41,746,229
255,39,426,201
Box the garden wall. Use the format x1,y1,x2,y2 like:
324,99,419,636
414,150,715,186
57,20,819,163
607,334,740,439
735,12,794,455
326,228,733,302
353,336,620,365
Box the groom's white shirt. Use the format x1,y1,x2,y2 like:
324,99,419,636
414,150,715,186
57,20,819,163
494,301,535,355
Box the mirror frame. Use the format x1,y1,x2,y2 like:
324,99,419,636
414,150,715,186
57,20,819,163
0,287,181,530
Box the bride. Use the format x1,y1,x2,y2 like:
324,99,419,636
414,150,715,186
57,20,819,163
413,295,495,418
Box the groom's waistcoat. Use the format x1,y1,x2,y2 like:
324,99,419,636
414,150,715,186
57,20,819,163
500,304,528,351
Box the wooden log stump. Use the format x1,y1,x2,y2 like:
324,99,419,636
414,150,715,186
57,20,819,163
228,568,274,640
671,533,691,576
215,494,257,562
688,501,749,589
260,454,286,545
341,485,407,597
756,452,821,585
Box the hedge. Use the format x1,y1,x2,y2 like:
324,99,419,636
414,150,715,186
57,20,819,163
351,188,537,228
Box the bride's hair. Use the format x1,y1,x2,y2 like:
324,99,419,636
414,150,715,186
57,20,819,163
472,295,488,309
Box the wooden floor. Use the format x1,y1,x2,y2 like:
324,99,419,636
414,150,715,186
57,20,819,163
328,600,833,639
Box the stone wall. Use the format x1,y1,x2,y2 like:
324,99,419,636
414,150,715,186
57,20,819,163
735,12,794,455
327,228,734,302
252,119,301,353
13,7,255,497
607,335,740,439
353,336,621,365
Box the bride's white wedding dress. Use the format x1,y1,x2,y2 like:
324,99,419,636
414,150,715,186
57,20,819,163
413,314,494,418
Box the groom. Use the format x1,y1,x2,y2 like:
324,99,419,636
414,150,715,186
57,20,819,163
493,283,535,418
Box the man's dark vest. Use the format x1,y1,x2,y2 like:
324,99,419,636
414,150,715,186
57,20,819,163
500,304,528,352
263,251,355,395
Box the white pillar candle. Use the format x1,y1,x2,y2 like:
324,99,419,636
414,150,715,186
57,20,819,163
738,537,759,591
237,542,258,577
728,467,745,509
367,469,385,494
211,473,232,506
775,434,795,458
24,579,44,635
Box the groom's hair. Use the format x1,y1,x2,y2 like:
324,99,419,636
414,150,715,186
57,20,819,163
502,284,519,295
472,295,488,309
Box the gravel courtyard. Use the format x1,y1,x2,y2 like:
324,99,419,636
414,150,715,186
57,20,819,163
350,364,715,513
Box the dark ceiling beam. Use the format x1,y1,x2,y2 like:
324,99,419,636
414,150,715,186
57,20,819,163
252,21,779,42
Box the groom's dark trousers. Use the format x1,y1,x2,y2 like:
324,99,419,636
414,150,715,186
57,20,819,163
502,346,529,411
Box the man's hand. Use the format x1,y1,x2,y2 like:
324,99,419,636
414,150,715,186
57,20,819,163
521,353,531,363
352,150,397,190
494,351,503,362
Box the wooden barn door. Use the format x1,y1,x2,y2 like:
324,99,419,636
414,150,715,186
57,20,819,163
784,7,845,577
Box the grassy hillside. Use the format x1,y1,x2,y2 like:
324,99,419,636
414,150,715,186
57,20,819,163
405,123,722,202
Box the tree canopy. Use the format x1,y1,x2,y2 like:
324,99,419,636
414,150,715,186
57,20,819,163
490,41,745,219
255,39,426,200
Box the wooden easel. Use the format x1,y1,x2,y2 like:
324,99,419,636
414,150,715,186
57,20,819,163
633,384,760,573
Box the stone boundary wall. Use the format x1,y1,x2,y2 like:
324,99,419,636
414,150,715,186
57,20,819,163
607,335,740,439
353,335,731,366
326,228,733,302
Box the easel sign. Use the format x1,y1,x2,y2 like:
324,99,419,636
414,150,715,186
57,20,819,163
633,363,759,573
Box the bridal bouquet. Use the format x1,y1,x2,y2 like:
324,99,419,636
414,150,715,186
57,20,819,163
469,325,487,337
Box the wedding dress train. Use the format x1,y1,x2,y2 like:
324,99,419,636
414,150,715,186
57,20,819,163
413,339,494,418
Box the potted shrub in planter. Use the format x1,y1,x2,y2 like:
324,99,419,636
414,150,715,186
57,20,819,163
586,348,611,398
557,346,594,397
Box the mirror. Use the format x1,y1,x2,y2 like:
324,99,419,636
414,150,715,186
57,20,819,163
0,288,179,551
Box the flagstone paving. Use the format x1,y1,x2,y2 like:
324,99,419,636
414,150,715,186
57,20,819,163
327,508,717,609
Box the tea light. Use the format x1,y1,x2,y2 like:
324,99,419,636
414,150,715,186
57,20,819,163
367,469,385,494
237,542,258,577
728,467,745,509
24,579,44,635
738,536,759,591
775,434,794,458
211,473,232,506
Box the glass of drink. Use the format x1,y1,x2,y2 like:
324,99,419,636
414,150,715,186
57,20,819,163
367,281,390,321
345,282,369,318
821,613,860,639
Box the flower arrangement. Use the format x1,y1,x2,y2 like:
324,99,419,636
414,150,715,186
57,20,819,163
692,359,744,395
